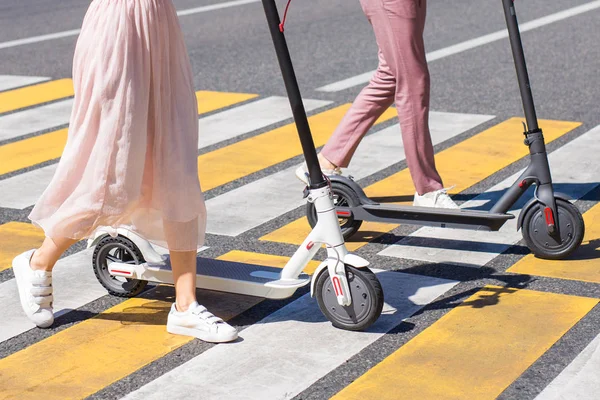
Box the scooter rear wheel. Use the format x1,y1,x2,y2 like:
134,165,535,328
92,235,148,297
522,198,584,260
315,265,383,331
306,181,362,241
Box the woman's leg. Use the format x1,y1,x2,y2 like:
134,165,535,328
320,48,396,169
169,250,197,312
30,237,78,271
369,0,443,195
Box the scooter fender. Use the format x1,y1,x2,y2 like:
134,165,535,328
310,253,370,297
86,227,167,264
517,192,572,230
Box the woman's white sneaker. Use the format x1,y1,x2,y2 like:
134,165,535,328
413,188,459,209
166,301,238,343
13,249,54,328
294,165,342,185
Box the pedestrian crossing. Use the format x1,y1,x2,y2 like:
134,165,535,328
0,75,599,399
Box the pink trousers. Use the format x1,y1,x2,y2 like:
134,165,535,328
320,0,443,195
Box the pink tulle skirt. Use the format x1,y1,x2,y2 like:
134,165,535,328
29,0,206,251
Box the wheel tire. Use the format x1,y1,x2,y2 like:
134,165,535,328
315,265,384,331
306,181,363,241
92,235,148,297
522,198,585,260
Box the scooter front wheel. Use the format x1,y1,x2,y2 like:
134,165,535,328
522,198,584,260
315,265,383,331
92,235,148,297
306,181,363,241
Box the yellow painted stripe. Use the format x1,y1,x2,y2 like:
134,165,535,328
0,285,262,400
0,128,67,175
197,106,397,191
195,91,257,114
217,250,322,274
0,91,256,176
332,285,598,400
261,118,581,250
508,202,600,283
0,78,74,114
0,222,45,272
0,251,310,398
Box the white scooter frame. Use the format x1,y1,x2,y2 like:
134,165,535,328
88,183,364,307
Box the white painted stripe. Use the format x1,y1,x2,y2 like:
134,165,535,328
0,75,49,92
535,334,600,400
206,112,494,236
316,0,600,92
123,271,458,400
0,0,261,50
199,96,330,148
0,97,329,210
0,164,57,209
378,125,600,267
0,99,73,142
0,30,82,51
0,249,105,342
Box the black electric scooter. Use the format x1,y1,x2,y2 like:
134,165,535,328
303,0,585,260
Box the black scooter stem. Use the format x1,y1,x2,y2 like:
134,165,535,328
261,0,328,189
502,0,539,132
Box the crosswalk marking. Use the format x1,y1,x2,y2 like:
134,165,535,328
0,285,261,400
122,271,458,400
0,250,329,397
0,74,598,399
197,96,330,149
379,124,600,266
332,286,598,400
0,78,73,114
261,118,581,250
196,91,257,114
206,112,493,236
0,99,73,142
0,164,57,209
0,222,45,272
535,333,600,400
0,75,49,92
508,202,600,283
0,249,106,342
0,128,67,176
0,96,329,209
0,91,255,144
217,250,321,274
0,91,272,177
198,105,396,191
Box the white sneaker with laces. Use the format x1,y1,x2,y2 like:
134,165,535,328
294,164,342,185
13,249,54,328
413,188,459,209
167,301,238,343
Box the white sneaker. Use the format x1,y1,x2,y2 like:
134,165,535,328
294,164,342,185
167,301,238,343
413,188,459,209
13,249,54,328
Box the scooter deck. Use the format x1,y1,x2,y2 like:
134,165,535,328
109,257,311,300
346,204,514,231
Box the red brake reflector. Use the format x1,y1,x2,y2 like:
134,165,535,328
336,210,351,217
332,276,343,297
110,269,132,275
544,207,555,226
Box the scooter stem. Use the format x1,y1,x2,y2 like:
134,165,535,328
502,0,539,132
261,0,327,189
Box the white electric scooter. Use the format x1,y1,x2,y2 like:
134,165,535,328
87,0,384,331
